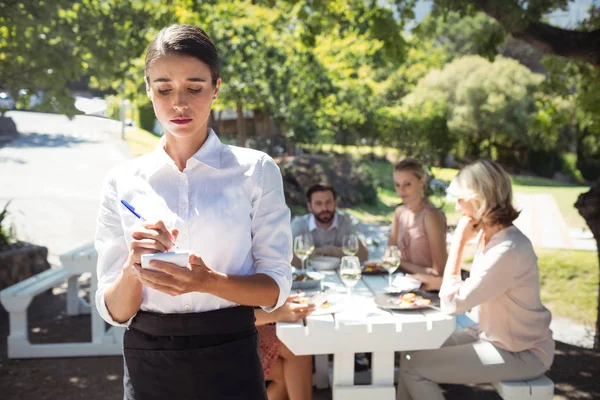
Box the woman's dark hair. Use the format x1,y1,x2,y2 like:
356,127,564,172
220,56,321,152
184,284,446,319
144,24,220,86
306,183,337,203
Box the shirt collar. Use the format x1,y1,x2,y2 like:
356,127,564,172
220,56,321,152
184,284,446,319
149,128,222,177
308,212,339,232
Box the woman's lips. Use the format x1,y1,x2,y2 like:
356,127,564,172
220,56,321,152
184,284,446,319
171,118,192,125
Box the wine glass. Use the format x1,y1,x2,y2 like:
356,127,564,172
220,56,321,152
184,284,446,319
381,245,401,290
294,233,315,272
342,234,359,256
340,255,361,300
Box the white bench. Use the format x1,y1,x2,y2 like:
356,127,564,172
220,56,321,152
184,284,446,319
1,243,124,359
494,375,554,399
0,267,70,358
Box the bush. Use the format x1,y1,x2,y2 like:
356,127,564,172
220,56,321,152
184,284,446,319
527,148,563,178
560,153,585,184
138,103,157,133
278,154,378,208
105,95,121,120
0,201,15,250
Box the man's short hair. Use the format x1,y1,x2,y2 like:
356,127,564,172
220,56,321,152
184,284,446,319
306,183,337,203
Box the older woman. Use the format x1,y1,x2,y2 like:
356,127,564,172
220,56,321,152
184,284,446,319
397,160,554,400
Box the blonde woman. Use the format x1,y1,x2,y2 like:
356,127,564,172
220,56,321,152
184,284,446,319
397,160,554,400
388,159,448,291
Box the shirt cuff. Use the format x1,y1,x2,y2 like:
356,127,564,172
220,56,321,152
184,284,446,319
257,269,291,313
95,286,136,328
439,274,463,315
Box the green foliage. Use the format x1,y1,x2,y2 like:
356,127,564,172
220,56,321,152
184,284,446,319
137,103,157,134
0,1,164,116
414,55,544,164
0,201,15,249
416,11,506,60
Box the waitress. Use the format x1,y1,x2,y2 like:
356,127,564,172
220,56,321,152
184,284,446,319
94,24,292,400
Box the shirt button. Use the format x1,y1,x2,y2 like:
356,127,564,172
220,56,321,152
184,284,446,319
180,203,188,210
184,304,191,311
179,175,186,181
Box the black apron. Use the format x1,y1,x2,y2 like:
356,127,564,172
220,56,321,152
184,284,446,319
123,306,267,400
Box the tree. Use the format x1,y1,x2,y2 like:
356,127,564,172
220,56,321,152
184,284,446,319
0,0,163,115
430,0,600,66
416,11,506,61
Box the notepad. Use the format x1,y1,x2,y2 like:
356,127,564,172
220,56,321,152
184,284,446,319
141,252,190,271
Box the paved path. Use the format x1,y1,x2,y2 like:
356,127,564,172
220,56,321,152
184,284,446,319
514,193,597,251
0,111,131,264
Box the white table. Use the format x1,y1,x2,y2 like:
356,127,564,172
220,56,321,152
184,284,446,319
277,271,455,400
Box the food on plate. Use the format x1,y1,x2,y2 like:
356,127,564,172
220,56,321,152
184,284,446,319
362,262,385,273
390,292,432,308
293,272,315,282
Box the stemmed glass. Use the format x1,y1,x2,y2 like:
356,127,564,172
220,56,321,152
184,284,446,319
340,255,362,300
293,233,315,272
342,234,359,256
381,245,401,290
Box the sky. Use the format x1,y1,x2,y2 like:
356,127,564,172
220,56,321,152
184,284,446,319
409,0,596,29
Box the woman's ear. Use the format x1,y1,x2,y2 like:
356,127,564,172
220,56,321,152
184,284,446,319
212,78,222,100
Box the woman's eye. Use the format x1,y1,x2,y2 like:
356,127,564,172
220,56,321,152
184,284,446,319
157,88,171,95
189,88,202,93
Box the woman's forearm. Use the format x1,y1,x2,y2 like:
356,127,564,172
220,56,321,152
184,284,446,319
444,237,467,280
254,308,278,326
104,266,143,323
208,272,280,308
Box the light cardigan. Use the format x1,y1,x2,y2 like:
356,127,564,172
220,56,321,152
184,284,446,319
440,225,555,368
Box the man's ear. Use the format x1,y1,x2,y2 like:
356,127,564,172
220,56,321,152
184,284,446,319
307,202,312,212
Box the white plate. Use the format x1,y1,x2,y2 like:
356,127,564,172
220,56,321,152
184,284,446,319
309,255,341,271
311,294,346,315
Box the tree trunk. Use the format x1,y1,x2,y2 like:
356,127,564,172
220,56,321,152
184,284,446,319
236,102,246,147
574,179,600,350
473,0,600,66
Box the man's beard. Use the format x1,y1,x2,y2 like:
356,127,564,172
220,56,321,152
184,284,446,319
314,211,334,224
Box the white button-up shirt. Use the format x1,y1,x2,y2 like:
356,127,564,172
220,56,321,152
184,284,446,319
95,129,293,327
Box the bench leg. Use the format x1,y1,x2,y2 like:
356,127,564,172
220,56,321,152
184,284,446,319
8,310,28,340
66,275,80,316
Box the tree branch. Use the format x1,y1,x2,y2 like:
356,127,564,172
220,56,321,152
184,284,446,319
472,0,600,66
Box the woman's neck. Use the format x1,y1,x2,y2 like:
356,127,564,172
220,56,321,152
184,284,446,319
164,127,209,172
406,197,426,213
482,223,510,245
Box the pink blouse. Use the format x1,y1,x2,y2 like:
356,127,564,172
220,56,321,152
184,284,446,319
395,200,446,267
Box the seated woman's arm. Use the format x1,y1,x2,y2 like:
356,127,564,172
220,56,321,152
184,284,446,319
255,295,316,326
440,220,519,315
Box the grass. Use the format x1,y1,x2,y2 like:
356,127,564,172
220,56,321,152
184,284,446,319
537,249,599,327
124,127,160,156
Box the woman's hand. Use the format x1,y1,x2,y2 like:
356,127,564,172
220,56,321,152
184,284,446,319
126,220,179,269
272,294,316,323
132,253,213,296
407,273,442,292
454,216,481,245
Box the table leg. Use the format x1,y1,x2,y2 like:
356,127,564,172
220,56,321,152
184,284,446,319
332,351,396,400
314,354,330,389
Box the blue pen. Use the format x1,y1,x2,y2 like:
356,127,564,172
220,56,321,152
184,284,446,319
120,199,179,250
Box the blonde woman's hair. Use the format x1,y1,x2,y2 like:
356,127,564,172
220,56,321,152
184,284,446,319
450,160,520,226
394,158,426,180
